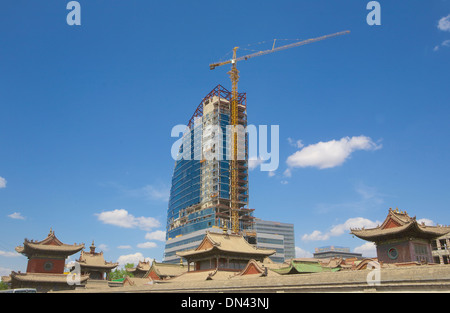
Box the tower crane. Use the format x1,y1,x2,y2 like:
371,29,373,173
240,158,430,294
209,30,350,234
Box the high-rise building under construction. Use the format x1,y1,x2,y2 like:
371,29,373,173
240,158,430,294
163,85,255,263
163,31,350,263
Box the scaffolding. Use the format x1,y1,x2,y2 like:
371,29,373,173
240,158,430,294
166,85,254,241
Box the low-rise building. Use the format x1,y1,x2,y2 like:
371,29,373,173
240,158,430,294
313,246,363,260
432,234,450,264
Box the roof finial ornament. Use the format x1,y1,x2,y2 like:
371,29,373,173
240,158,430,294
90,240,96,254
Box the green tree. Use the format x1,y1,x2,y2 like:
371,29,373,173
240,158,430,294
0,281,9,290
108,263,135,281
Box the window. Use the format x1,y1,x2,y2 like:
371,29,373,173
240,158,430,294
414,244,428,255
387,247,398,260
43,261,54,271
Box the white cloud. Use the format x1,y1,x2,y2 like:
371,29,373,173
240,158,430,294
302,230,330,242
117,252,151,267
355,183,382,202
302,217,380,242
417,218,435,226
0,266,13,277
145,230,166,242
96,209,160,231
248,157,265,171
354,242,377,257
117,245,132,249
108,182,170,202
140,185,170,201
329,217,380,237
295,246,313,258
287,138,304,149
283,168,291,177
0,250,20,258
434,39,450,51
286,136,381,170
98,244,108,251
8,212,25,220
268,171,276,177
137,242,157,249
438,14,450,32
314,183,386,215
0,177,6,189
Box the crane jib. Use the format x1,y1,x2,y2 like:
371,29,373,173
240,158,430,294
208,29,350,233
209,30,350,70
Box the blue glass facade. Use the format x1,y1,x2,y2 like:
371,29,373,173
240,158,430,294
163,85,253,263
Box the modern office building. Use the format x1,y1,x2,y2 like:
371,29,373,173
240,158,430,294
163,85,254,263
313,246,363,260
255,232,285,263
431,234,450,264
254,218,296,262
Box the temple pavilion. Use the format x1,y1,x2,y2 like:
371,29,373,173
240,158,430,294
351,208,450,264
146,259,187,280
176,229,276,272
6,229,88,292
120,260,187,286
76,241,118,280
126,260,151,278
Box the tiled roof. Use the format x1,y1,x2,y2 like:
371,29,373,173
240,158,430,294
177,231,275,258
9,271,89,284
233,259,283,278
77,250,118,270
272,259,339,275
167,270,237,282
351,208,450,241
15,229,84,256
146,261,187,278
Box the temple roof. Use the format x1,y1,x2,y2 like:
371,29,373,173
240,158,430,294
351,208,450,242
122,276,153,287
76,242,118,270
272,259,339,275
176,231,276,259
233,259,283,278
146,260,187,278
8,271,89,284
15,229,84,257
168,270,236,282
126,260,151,273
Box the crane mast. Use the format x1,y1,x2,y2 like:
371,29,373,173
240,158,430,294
228,47,241,234
210,30,350,234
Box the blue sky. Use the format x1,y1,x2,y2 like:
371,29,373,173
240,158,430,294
1,1,450,274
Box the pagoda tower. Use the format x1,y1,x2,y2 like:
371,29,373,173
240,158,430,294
351,208,450,264
6,229,88,292
76,241,118,280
